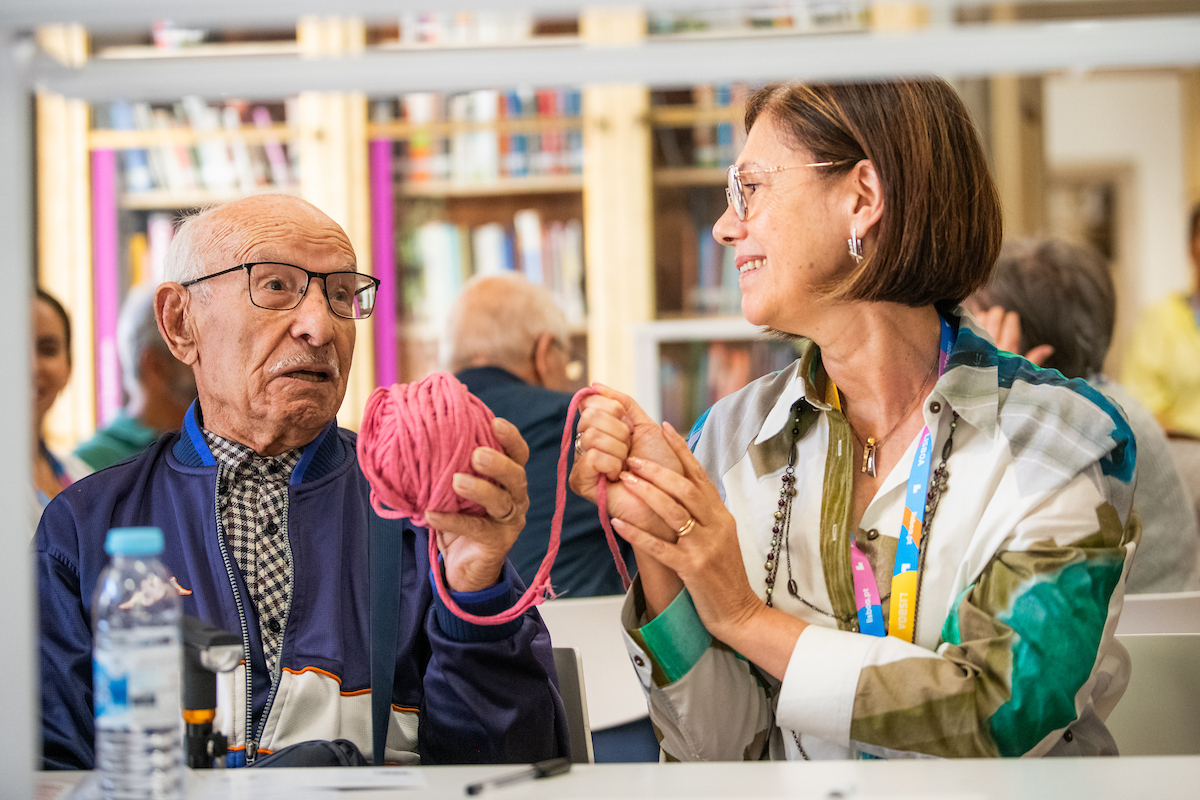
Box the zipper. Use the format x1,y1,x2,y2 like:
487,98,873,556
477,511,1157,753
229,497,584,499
212,472,258,764
249,487,296,756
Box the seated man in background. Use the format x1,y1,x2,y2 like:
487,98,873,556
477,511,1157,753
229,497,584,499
38,194,567,770
74,285,198,470
447,273,636,598
968,237,1200,593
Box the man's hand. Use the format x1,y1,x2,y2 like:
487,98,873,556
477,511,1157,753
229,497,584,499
974,305,1054,366
424,417,530,593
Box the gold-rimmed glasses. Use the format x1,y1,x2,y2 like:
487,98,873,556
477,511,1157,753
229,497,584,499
725,161,853,221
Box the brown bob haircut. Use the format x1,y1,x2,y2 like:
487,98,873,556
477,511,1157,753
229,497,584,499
744,79,1002,307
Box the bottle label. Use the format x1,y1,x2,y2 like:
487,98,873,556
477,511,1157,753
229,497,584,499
94,625,181,731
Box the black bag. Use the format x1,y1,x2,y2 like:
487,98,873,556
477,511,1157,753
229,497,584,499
250,738,369,768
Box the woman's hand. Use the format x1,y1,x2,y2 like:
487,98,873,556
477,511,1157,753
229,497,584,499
611,421,809,679
569,383,684,539
609,421,766,643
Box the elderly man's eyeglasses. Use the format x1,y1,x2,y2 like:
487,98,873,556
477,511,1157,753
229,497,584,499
181,263,382,320
725,161,852,221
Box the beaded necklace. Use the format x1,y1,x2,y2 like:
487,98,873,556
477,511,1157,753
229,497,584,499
765,406,960,760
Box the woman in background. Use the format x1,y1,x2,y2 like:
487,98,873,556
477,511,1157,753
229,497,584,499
33,289,89,516
1123,203,1200,437
571,79,1138,761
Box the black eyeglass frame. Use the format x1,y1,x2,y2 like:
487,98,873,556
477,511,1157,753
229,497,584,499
181,262,382,320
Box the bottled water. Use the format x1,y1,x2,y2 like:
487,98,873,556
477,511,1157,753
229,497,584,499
93,527,184,800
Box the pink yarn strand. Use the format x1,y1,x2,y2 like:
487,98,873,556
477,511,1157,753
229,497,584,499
358,374,628,626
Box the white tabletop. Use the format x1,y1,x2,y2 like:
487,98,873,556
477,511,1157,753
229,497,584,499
39,757,1200,800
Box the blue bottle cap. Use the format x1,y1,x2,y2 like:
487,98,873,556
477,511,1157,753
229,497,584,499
105,527,165,556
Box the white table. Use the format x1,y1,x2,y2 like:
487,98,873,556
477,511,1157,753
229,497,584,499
39,757,1200,799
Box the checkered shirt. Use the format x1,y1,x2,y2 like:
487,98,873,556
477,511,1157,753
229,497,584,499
203,430,302,679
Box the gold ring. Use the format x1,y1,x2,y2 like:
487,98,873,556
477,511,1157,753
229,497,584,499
677,518,696,537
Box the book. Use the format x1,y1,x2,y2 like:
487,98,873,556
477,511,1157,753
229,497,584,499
513,208,544,284
181,96,237,192
251,106,291,188
108,102,154,194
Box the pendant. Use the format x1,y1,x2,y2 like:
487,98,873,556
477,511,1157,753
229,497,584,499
862,437,877,477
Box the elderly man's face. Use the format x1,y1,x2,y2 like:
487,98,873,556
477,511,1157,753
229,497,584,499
189,205,357,450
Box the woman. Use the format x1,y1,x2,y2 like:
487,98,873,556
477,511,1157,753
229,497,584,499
1122,203,1200,437
33,289,89,516
571,79,1137,760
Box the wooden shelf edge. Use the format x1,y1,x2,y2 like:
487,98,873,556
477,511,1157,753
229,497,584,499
369,116,583,141
654,167,727,187
90,123,294,151
118,187,299,210
649,105,745,127
94,41,301,61
372,35,581,53
401,175,583,197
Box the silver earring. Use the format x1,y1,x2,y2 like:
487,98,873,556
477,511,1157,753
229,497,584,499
848,227,864,264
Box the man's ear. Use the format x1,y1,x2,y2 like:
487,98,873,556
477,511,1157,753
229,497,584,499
845,159,885,241
531,332,555,389
156,283,198,366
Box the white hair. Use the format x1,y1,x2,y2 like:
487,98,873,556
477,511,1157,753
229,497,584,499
116,285,171,396
444,274,569,374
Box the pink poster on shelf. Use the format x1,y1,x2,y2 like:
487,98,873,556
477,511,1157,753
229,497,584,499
369,138,398,387
91,148,122,428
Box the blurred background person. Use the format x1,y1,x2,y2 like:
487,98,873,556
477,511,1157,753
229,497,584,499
448,274,655,763
968,237,1199,593
1122,203,1200,437
447,273,636,597
32,289,90,518
74,286,197,470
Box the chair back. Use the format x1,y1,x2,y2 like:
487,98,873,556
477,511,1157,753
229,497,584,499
552,646,594,764
539,595,648,730
1109,633,1200,755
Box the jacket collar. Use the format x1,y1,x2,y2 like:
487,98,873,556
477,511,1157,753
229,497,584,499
173,400,344,484
753,307,1004,446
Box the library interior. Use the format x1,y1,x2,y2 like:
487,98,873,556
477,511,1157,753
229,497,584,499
5,1,1200,797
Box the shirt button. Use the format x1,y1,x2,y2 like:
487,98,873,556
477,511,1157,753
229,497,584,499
265,520,279,536
1063,729,1073,743
866,529,880,541
633,655,645,667
929,401,942,414
267,618,282,634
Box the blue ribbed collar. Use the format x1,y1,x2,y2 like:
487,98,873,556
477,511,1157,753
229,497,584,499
173,401,345,485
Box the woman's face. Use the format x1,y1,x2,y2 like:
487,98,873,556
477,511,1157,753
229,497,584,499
34,298,71,429
712,114,852,335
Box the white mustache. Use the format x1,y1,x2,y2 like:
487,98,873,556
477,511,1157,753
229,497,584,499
271,352,341,379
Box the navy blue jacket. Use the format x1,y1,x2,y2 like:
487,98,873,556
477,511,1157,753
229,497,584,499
458,367,635,597
37,406,567,769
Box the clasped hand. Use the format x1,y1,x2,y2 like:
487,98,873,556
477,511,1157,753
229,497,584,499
425,417,530,594
568,384,763,640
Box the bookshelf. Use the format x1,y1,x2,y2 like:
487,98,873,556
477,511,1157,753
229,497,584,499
30,4,1200,452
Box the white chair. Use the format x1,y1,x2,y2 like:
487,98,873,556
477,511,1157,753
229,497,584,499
538,595,648,732
1115,590,1200,634
1108,633,1200,755
551,646,594,764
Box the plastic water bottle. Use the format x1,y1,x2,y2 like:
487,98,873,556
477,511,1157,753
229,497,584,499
93,527,184,800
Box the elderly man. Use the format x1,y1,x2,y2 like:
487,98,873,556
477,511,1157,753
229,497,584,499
447,274,635,598
74,286,198,470
37,195,567,770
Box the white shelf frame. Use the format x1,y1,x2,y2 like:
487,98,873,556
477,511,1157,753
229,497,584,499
633,316,764,421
